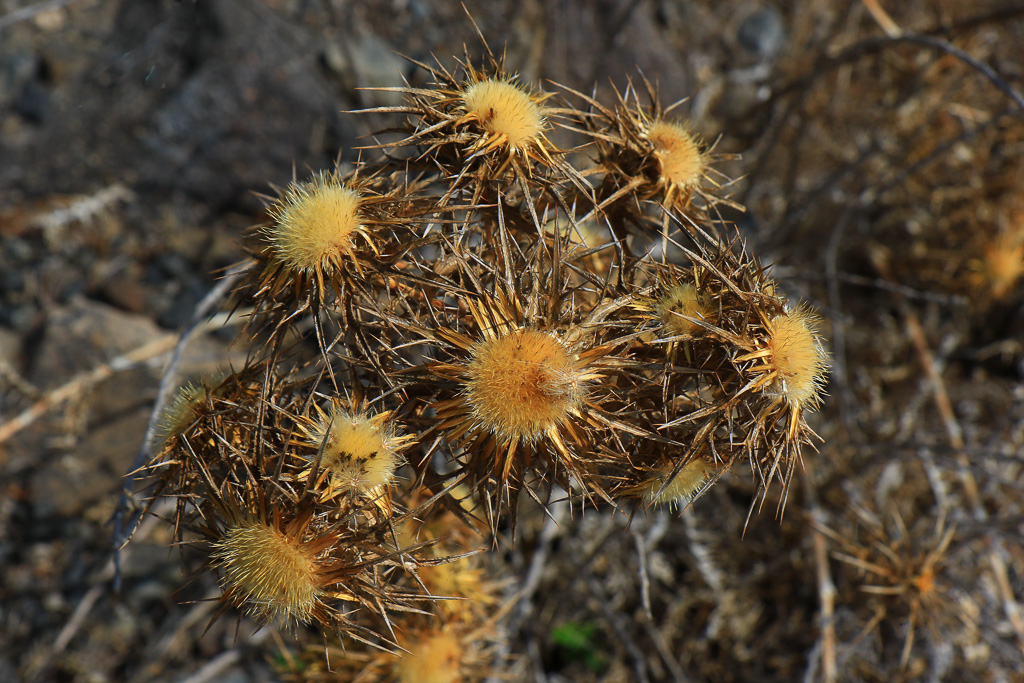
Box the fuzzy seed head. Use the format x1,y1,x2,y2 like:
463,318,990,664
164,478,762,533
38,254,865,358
462,78,545,150
267,176,363,276
646,120,706,191
212,522,319,624
765,310,827,409
656,284,708,336
641,458,713,508
395,631,463,683
465,329,582,442
305,405,403,494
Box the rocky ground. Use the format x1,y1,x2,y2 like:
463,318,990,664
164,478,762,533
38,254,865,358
2,1,1024,681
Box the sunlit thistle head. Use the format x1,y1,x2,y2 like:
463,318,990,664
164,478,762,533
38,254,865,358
465,328,583,443
301,402,407,496
655,283,708,337
764,309,828,411
646,119,707,196
159,376,220,442
265,173,368,278
462,78,547,151
640,458,714,509
212,522,321,625
981,237,1024,299
395,629,464,683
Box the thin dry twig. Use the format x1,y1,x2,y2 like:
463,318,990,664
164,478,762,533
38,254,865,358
0,334,180,445
862,0,902,37
803,464,837,683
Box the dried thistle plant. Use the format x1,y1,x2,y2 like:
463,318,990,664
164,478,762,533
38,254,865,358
138,28,834,678
818,504,965,674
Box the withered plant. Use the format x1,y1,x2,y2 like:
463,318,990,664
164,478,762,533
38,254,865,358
140,28,833,680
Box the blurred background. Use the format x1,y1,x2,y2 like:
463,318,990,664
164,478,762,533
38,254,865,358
2,0,1024,681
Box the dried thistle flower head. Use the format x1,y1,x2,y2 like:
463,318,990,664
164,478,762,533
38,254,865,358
212,520,323,625
420,281,628,530
297,399,411,501
158,374,223,443
266,175,367,280
759,307,829,413
646,119,708,204
821,505,960,671
396,493,493,619
357,47,563,199
461,77,547,153
655,283,709,338
394,629,464,683
465,327,583,443
237,166,427,350
978,229,1024,299
638,456,715,509
564,77,731,231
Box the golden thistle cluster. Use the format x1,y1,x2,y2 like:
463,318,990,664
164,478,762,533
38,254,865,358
145,38,829,664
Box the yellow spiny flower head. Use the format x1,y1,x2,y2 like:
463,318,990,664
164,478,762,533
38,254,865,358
564,77,731,231
645,119,708,202
158,372,225,444
734,300,829,449
638,456,715,509
655,282,709,338
424,285,623,530
267,177,365,277
212,520,323,625
762,308,829,411
261,171,377,296
357,45,562,190
296,398,412,503
394,628,464,683
239,165,427,351
464,326,583,443
461,77,547,153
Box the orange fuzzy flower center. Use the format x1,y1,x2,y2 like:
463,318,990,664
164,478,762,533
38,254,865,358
462,79,545,149
466,328,581,441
